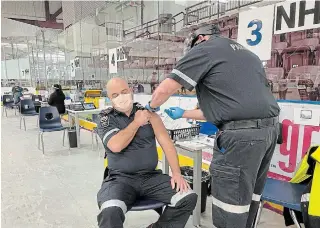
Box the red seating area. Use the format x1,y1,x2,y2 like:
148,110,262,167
267,42,288,68
264,30,320,77
264,31,319,101
315,45,320,65
282,38,319,72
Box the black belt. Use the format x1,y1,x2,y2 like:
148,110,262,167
219,117,279,131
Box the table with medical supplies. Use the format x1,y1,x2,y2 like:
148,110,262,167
162,135,215,227
66,108,106,148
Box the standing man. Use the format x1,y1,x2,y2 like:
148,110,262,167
145,25,280,228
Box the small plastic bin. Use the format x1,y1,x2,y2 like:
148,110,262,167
181,166,211,213
167,126,201,141
68,127,77,148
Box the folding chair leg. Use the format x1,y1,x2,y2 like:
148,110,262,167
23,117,26,131
95,133,99,151
2,107,4,117
38,132,41,150
36,116,39,127
91,131,94,151
253,201,263,228
14,107,16,115
66,129,71,155
19,116,22,129
40,133,45,154
5,107,7,117
63,129,66,146
289,209,302,228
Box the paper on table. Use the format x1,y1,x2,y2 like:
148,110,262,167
159,112,191,129
175,141,208,150
192,137,215,147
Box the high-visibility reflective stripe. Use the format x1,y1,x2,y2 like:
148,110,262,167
103,128,119,143
252,193,261,202
100,200,127,214
301,193,310,202
212,196,250,214
170,190,195,207
171,69,197,87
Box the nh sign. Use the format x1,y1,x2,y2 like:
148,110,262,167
274,0,320,34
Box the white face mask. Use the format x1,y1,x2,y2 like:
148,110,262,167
112,93,133,113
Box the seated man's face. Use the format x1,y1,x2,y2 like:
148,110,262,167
107,79,133,113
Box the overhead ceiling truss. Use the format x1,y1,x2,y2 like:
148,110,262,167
6,1,63,30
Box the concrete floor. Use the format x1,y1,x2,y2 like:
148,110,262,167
1,110,292,228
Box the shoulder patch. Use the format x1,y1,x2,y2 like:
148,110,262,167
99,107,114,127
100,115,109,127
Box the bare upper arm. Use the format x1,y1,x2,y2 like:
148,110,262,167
149,112,171,142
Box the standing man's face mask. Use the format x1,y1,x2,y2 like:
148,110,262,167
112,93,133,113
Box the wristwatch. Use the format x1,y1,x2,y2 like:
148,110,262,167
146,101,160,112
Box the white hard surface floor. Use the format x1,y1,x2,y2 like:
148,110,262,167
1,110,293,228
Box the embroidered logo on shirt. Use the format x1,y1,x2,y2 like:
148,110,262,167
99,107,113,127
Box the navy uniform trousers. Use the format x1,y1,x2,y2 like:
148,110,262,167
210,119,278,228
97,170,197,228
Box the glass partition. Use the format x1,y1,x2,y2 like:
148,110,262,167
2,0,319,101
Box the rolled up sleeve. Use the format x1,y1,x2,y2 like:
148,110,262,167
97,115,120,148
168,47,211,91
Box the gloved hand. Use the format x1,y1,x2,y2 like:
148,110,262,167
145,103,160,112
164,107,185,120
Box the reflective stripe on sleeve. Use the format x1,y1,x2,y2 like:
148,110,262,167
212,196,250,214
170,190,195,207
171,69,197,87
102,128,120,144
252,193,261,202
100,199,127,214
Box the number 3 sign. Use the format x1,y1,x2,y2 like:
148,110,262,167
237,5,275,61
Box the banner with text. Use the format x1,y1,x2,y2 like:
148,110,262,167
274,0,320,34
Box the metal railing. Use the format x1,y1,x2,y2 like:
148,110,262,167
123,12,185,40
184,0,262,25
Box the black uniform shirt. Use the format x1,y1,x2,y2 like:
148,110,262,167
168,36,280,126
97,103,158,174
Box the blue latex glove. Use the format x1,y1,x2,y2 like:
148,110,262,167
145,103,160,112
164,107,185,120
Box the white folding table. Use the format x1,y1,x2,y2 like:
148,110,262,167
66,108,107,148
162,140,214,228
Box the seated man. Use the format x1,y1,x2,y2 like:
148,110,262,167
97,78,197,228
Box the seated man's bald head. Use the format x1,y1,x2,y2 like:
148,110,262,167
106,77,131,99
